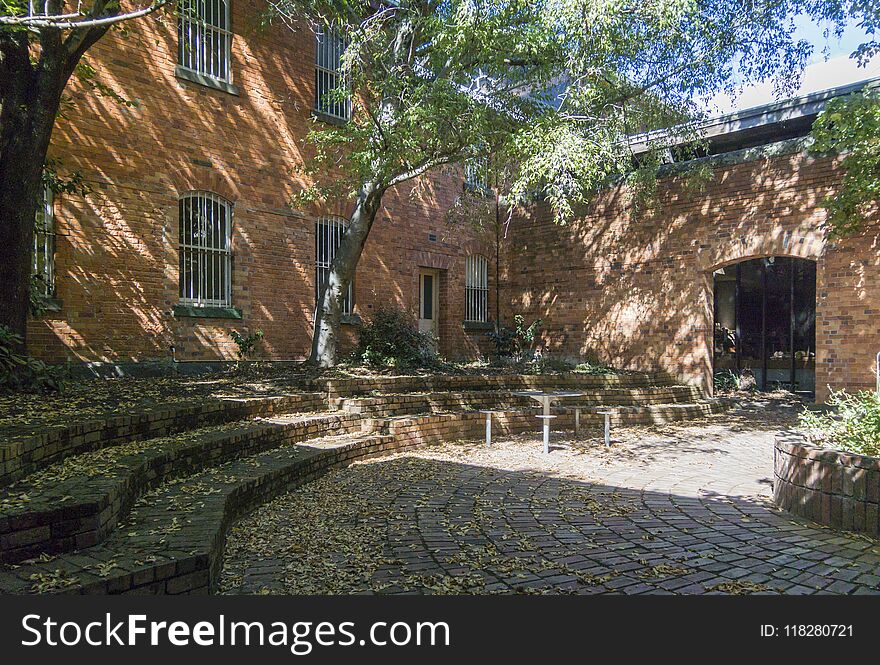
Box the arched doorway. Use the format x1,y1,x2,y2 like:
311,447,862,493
713,257,816,395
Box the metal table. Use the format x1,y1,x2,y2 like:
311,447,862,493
512,391,586,453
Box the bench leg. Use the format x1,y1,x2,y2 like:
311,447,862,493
485,413,492,447
543,418,551,454
575,408,580,436
604,413,611,447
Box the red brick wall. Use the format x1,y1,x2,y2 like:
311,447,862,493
501,147,880,402
27,6,496,364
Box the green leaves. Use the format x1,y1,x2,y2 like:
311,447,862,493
810,89,880,237
271,0,853,226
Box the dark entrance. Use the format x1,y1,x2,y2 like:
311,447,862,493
713,257,816,394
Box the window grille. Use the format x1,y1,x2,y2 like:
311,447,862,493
315,26,351,120
464,158,490,192
179,192,233,307
316,216,353,315
33,186,55,297
465,255,489,322
178,0,232,83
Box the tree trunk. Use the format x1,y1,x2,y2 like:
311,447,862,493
309,180,385,366
0,35,48,348
0,24,108,350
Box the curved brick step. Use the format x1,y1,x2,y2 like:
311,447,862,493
0,401,727,595
0,431,402,595
332,386,706,418
0,412,362,564
570,400,730,425
311,372,675,398
0,393,327,488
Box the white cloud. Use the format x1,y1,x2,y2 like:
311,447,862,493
707,53,880,116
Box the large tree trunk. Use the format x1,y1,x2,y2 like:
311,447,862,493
0,34,51,348
309,180,385,366
0,22,108,350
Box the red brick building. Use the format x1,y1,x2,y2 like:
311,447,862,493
28,2,880,402
29,3,497,368
501,82,880,402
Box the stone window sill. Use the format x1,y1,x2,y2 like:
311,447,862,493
311,110,350,126
341,313,362,326
173,304,242,320
175,66,240,96
463,321,493,332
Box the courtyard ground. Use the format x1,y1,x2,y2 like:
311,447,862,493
220,396,880,595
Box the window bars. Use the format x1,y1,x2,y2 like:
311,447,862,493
465,255,489,322
314,26,351,121
178,0,232,83
315,216,353,315
33,186,55,298
464,157,490,192
179,192,233,307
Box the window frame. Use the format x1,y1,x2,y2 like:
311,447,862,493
314,25,351,122
177,0,233,85
464,254,489,323
315,215,353,316
33,185,55,298
178,191,234,309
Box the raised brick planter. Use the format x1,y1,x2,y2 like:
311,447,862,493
773,431,880,535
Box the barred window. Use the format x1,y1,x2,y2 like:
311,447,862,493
464,158,490,192
465,255,489,322
316,216,353,315
315,26,351,121
178,0,232,83
179,192,232,307
33,186,55,298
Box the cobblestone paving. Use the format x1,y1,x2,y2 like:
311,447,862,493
220,396,880,595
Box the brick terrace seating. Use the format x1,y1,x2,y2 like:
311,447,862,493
0,372,729,593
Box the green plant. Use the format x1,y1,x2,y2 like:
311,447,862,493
574,361,616,375
799,390,880,457
230,329,264,360
487,315,542,361
0,325,61,393
714,369,757,392
356,307,436,369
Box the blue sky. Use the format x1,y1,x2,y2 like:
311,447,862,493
708,14,879,114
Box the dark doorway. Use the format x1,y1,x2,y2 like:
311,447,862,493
713,257,816,394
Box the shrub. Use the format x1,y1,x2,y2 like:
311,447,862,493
0,325,61,393
356,307,436,368
486,314,542,361
799,390,880,457
574,361,616,375
230,329,264,360
714,369,756,392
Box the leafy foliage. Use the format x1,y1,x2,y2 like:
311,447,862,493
274,0,843,225
713,369,757,392
0,325,61,393
356,307,436,368
486,314,542,360
230,329,264,360
574,361,617,376
799,389,880,457
810,90,880,236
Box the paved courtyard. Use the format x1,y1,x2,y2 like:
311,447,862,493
220,396,880,595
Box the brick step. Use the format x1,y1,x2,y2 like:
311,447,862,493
0,401,727,595
332,386,706,418
310,372,675,398
0,392,327,488
564,400,730,425
0,412,364,564
0,431,401,595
